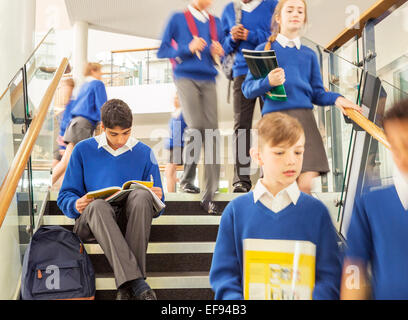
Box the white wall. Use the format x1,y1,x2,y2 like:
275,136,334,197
0,0,36,300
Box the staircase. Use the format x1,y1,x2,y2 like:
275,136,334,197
40,192,238,300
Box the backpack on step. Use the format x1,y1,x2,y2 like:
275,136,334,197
21,226,95,300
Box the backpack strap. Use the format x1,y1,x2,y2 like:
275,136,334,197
184,10,199,37
208,14,218,42
184,9,218,41
170,39,179,69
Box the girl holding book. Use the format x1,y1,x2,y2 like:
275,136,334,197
241,0,362,194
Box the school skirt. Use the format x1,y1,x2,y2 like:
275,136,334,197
278,108,330,174
63,116,96,145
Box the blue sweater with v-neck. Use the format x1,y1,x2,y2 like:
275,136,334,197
209,191,342,300
346,185,408,299
57,137,164,219
157,11,224,81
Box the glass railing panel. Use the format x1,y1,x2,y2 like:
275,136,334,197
301,37,363,197
25,29,57,119
108,49,173,87
0,69,33,300
375,1,408,87
358,79,408,193
25,63,58,228
6,70,28,156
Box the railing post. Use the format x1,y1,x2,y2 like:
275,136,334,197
328,52,345,193
110,52,113,86
340,19,380,236
22,64,35,237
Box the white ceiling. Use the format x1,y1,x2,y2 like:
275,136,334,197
64,0,378,47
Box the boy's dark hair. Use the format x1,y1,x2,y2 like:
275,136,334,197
101,99,133,129
383,99,408,126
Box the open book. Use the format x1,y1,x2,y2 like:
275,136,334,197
242,48,287,101
86,180,165,212
243,239,315,300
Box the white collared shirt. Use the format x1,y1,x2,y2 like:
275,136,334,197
85,76,98,82
276,33,302,50
94,132,139,157
240,0,262,13
188,4,209,23
393,166,408,210
253,179,301,213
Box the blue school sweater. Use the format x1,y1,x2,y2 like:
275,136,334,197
165,112,187,150
70,79,107,126
221,0,277,78
209,192,342,300
57,137,164,220
59,99,76,137
157,12,224,81
241,41,342,115
346,185,408,300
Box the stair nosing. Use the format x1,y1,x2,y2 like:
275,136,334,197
84,242,215,254
18,215,221,226
95,272,211,290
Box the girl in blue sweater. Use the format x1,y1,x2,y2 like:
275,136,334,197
241,0,362,194
52,62,107,185
157,0,225,214
164,93,188,192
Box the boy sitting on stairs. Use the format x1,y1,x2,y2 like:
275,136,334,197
57,99,164,300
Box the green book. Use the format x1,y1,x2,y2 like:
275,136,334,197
242,49,287,101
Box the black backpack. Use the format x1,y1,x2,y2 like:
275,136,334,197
21,226,95,300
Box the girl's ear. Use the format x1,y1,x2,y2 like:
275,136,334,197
250,147,264,167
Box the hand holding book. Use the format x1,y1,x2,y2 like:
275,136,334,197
75,194,94,214
242,49,288,101
268,68,285,87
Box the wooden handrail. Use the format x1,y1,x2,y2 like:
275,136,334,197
326,0,407,51
345,108,390,149
0,57,69,229
111,47,159,54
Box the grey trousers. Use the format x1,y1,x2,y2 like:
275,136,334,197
232,75,263,187
73,189,156,288
175,78,220,202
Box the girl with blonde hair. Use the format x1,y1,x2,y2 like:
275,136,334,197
242,0,362,194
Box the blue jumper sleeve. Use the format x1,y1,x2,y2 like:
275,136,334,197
221,5,239,55
312,209,343,300
310,52,342,106
345,197,373,263
57,146,85,219
142,149,165,217
210,203,244,300
157,14,194,62
241,70,272,99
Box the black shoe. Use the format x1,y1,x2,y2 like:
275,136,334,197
181,183,200,194
200,200,220,215
233,182,251,193
116,287,133,300
134,289,157,300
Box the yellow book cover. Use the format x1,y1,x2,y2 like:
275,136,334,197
243,239,316,300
